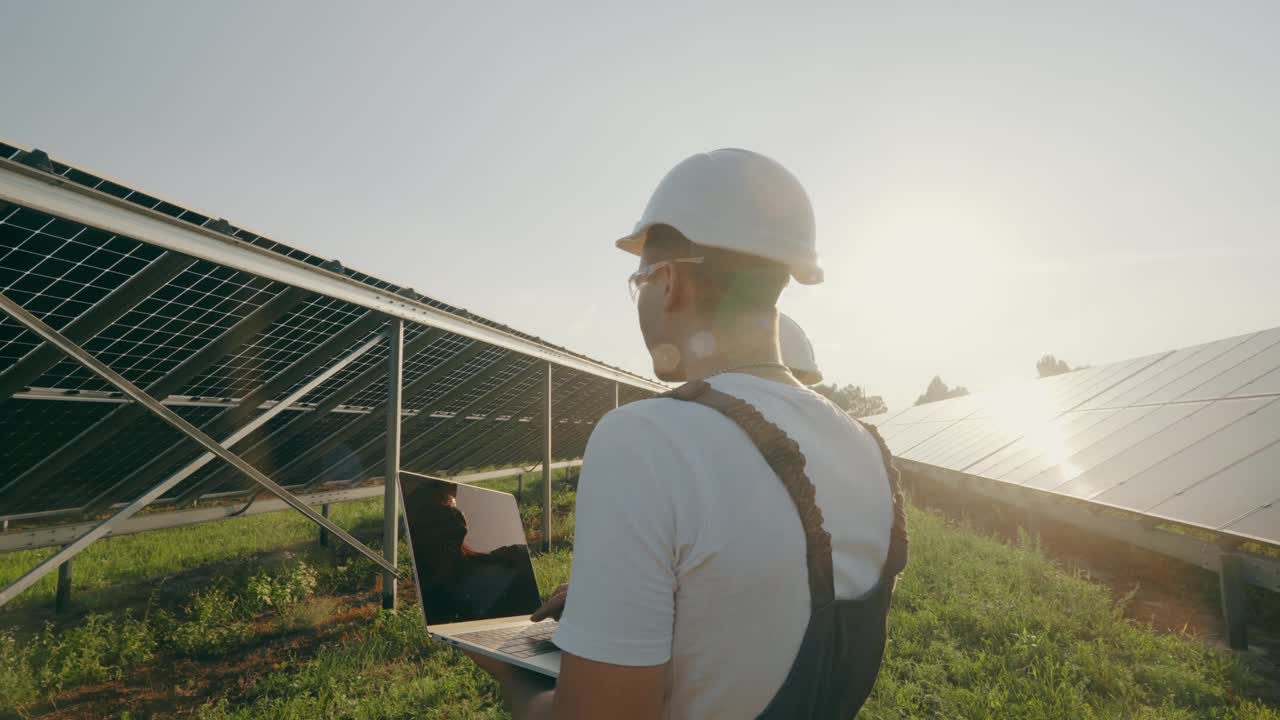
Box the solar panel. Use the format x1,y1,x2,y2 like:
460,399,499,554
0,141,665,525
869,327,1280,547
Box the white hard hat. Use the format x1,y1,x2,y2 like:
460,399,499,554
779,313,822,385
616,149,822,285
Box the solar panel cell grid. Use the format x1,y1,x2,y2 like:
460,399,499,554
1142,330,1280,404
1224,503,1279,544
917,419,996,467
0,207,165,351
402,349,507,412
0,400,117,484
1095,398,1280,510
344,334,474,409
1,146,663,524
995,410,1125,486
34,265,282,393
1075,350,1183,410
1110,338,1246,408
183,296,372,399
1047,403,1204,497
7,405,228,514
1147,433,1280,529
1182,332,1280,402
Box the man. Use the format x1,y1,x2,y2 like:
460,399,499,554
471,149,904,719
778,313,823,386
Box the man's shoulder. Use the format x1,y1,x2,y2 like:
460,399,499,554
599,393,723,431
582,396,731,473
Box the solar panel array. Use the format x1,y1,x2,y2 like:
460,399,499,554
863,327,1280,548
0,142,663,522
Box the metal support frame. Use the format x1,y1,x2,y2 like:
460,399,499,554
0,293,396,608
82,309,386,515
1022,495,1042,541
542,362,553,550
177,327,445,504
0,464,580,554
0,156,666,392
0,284,312,508
1219,552,1249,650
55,554,72,614
319,504,331,547
383,319,404,610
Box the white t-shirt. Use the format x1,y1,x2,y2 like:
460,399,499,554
553,373,893,719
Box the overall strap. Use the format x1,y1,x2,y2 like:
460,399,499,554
664,380,835,610
855,421,909,580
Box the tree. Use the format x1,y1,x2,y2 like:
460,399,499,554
812,382,888,417
914,376,969,406
1036,354,1072,378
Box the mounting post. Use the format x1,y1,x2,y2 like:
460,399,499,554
55,554,72,614
382,319,405,610
319,504,331,547
542,363,553,550
1219,551,1249,650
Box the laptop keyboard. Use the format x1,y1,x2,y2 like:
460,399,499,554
453,621,559,658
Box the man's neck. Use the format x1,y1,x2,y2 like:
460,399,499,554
679,314,793,384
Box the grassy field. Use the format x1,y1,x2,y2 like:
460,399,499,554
0,471,1276,719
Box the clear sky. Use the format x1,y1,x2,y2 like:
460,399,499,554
4,1,1278,410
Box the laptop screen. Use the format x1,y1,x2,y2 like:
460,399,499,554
399,474,543,626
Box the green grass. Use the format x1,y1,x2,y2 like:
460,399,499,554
861,514,1275,719
1,472,1276,719
0,498,386,612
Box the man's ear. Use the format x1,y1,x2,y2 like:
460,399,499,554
662,265,690,314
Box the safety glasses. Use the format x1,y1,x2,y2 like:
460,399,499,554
627,257,704,302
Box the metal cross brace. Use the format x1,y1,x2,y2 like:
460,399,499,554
0,291,399,607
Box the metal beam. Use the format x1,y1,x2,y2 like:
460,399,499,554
319,504,331,547
448,460,583,486
542,363,553,550
175,327,445,504
0,284,312,507
55,555,73,613
79,309,386,514
0,464,579,554
382,319,404,610
0,250,193,401
0,157,666,393
1219,552,1249,650
0,294,396,607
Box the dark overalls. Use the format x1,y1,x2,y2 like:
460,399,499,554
665,380,909,719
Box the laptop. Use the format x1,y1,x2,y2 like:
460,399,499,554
398,472,562,677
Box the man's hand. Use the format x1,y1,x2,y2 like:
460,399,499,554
462,649,555,720
463,648,520,680
532,583,568,622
